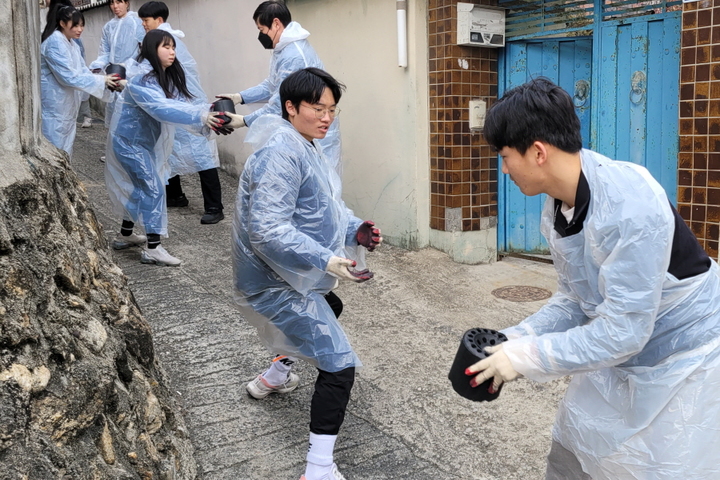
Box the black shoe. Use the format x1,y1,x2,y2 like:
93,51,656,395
167,194,189,208
200,210,224,224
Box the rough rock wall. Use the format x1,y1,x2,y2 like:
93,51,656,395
0,2,196,478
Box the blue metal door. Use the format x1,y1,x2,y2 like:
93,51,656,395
594,14,681,202
499,38,592,253
497,2,681,254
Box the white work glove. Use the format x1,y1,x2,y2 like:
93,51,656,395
326,256,373,283
203,112,225,130
465,344,521,393
215,93,243,105
224,112,246,129
105,74,120,90
115,79,128,92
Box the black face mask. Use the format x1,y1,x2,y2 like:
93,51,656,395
258,31,274,49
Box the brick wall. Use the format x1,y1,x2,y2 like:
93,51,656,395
428,0,499,232
680,0,720,260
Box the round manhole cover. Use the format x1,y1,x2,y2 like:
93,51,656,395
491,285,552,302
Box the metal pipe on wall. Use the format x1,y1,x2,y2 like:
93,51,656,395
397,0,407,68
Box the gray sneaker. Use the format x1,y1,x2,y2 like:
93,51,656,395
140,245,181,266
112,232,147,250
246,373,300,399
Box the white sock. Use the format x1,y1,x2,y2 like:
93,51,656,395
304,433,337,479
261,355,295,386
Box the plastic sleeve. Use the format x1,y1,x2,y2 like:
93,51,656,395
43,38,107,99
243,51,310,126
240,79,273,106
127,79,207,134
504,200,674,382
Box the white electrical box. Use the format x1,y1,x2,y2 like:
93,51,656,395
457,3,505,48
469,99,486,131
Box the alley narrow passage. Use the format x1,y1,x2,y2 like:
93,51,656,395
72,122,563,480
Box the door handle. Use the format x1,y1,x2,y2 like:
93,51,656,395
630,70,646,105
573,79,590,108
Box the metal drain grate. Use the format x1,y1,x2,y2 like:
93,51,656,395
491,285,552,302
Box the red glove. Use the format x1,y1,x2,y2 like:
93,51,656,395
349,268,374,281
356,220,382,251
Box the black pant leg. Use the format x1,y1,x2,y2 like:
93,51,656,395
198,168,223,212
166,175,183,198
324,291,343,319
309,292,351,435
309,367,355,435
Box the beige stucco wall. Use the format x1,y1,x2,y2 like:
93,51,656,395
285,0,429,250
75,0,429,250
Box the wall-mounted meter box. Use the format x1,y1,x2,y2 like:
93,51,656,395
457,3,505,48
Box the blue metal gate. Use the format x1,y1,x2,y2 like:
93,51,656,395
595,14,681,200
499,39,592,253
497,1,681,254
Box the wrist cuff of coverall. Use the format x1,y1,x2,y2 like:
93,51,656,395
502,336,554,383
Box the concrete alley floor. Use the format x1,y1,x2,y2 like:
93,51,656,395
72,121,566,480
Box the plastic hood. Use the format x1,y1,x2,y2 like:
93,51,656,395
275,21,310,51
158,22,185,39
244,114,305,152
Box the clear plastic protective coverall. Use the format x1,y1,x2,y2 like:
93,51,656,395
232,115,364,372
88,11,145,126
239,22,342,173
104,64,212,236
40,30,111,156
500,149,720,479
157,23,220,175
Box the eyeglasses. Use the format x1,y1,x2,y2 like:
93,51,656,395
300,104,340,119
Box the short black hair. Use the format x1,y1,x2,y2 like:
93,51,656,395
483,77,582,155
280,67,345,121
138,1,168,21
253,1,291,28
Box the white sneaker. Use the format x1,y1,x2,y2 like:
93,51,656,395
246,373,299,399
112,232,147,250
299,464,347,480
81,117,92,128
100,156,106,163
140,245,181,266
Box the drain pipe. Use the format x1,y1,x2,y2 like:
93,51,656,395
397,0,407,68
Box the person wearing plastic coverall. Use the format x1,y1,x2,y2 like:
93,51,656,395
216,0,343,174
40,6,116,157
232,68,381,480
89,0,145,129
104,29,223,267
137,1,225,225
466,77,720,480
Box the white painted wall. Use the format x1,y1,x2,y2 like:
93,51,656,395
76,0,430,250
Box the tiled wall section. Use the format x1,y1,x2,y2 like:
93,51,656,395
680,0,720,260
428,0,499,232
